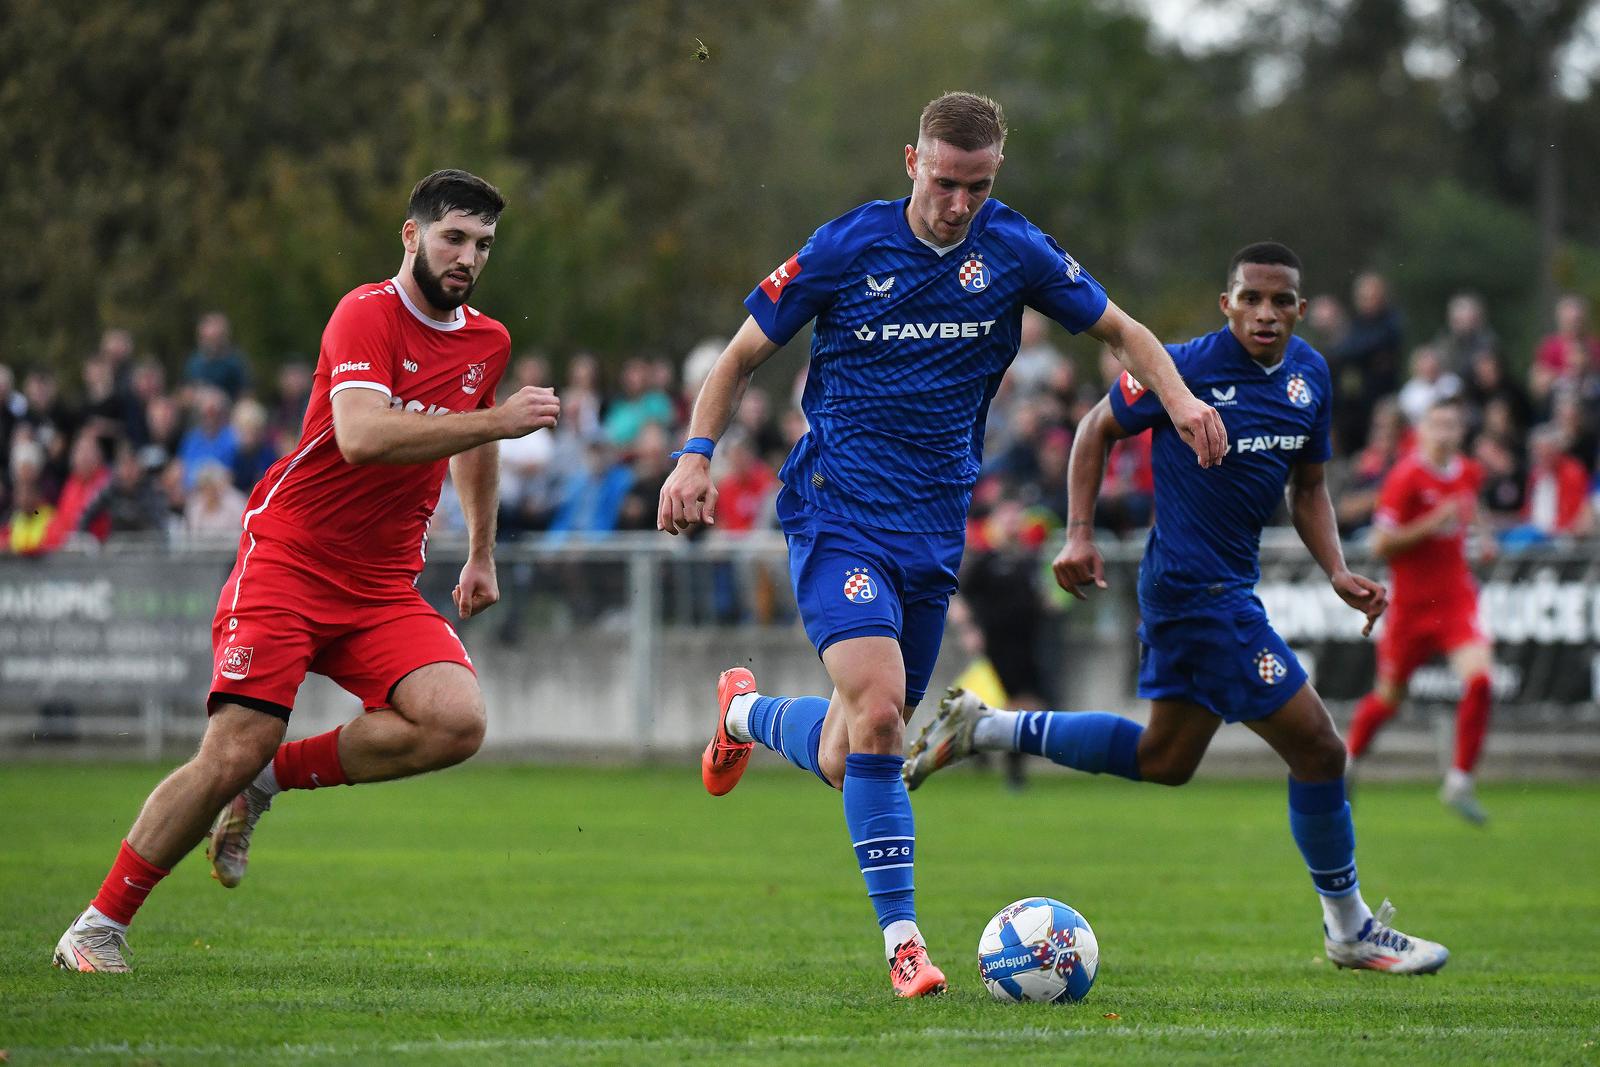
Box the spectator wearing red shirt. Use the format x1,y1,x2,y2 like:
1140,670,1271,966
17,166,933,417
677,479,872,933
710,433,779,623
1523,425,1592,536
42,430,113,550
1531,294,1600,406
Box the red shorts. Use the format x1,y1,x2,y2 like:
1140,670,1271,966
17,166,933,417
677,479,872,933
1376,598,1485,686
208,533,474,719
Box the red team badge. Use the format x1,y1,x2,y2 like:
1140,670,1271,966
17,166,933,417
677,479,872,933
461,362,487,395
760,253,803,303
220,645,254,681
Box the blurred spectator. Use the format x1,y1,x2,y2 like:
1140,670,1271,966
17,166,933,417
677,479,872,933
1336,398,1404,536
85,443,167,537
177,386,238,490
124,358,168,446
680,338,726,418
1551,392,1597,474
21,369,77,473
139,394,185,473
1396,345,1461,426
1010,309,1067,394
273,362,314,445
1098,431,1154,538
185,461,246,538
985,397,1047,485
184,311,250,400
3,440,55,554
1523,425,1592,537
712,432,778,535
1305,294,1349,353
616,424,675,532
96,327,137,397
230,398,279,490
1331,272,1403,450
1033,427,1073,523
1432,293,1496,376
561,353,605,442
732,388,787,468
0,363,22,492
1475,432,1526,528
42,430,113,550
79,357,125,443
156,460,188,531
602,358,673,448
547,440,633,538
497,419,559,537
1461,350,1532,438
1531,294,1600,406
780,406,809,452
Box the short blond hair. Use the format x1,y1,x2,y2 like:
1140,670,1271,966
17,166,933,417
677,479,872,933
919,92,1007,152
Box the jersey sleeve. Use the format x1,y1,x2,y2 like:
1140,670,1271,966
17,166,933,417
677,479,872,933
1301,362,1333,463
1106,360,1173,436
1020,225,1109,334
322,291,400,399
743,228,843,347
1373,465,1413,529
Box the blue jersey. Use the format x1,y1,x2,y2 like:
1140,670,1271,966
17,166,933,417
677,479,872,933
745,197,1108,533
1108,327,1333,617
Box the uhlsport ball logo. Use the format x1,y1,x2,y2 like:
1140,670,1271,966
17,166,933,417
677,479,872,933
1254,648,1287,684
843,567,877,604
958,256,990,293
1285,373,1313,408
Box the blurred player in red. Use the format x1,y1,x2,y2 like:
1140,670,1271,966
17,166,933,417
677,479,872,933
54,170,561,973
1346,397,1494,824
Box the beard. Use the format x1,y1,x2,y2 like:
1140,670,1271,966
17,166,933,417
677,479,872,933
411,246,476,311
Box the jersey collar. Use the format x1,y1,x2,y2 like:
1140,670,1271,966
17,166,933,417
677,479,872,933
1220,327,1291,374
391,276,466,331
893,196,997,256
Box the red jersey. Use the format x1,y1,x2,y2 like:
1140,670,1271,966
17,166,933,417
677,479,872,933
241,278,509,579
1373,453,1482,609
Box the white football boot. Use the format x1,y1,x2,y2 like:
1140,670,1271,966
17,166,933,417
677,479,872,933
207,783,273,888
53,912,132,973
1439,774,1488,826
903,687,990,790
1324,900,1450,974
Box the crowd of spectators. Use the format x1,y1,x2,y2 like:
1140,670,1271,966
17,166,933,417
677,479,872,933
5,285,1599,572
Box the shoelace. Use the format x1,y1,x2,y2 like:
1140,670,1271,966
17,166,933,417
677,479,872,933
892,942,924,980
1365,900,1412,952
75,923,128,957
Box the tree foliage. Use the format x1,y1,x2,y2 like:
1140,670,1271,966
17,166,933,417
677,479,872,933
0,0,1594,380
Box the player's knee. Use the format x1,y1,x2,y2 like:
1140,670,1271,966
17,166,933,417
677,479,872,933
1140,752,1198,787
848,697,906,755
1296,734,1348,782
199,733,275,794
423,698,486,767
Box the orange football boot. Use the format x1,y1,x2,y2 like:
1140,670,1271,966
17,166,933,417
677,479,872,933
890,939,948,998
701,667,757,796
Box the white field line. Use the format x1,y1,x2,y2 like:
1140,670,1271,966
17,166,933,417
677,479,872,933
32,1024,1584,1060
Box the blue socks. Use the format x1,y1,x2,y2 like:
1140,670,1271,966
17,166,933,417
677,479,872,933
1011,710,1143,780
843,753,917,928
1287,776,1359,897
745,695,830,784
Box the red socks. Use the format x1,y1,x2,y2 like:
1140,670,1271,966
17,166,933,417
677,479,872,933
272,725,349,790
1454,673,1492,773
1345,692,1397,759
89,839,170,926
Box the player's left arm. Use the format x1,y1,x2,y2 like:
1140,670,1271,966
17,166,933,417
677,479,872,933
449,441,501,620
1288,459,1388,636
1084,301,1226,468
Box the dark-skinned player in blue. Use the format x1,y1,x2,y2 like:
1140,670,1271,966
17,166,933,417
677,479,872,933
657,92,1228,997
905,241,1450,975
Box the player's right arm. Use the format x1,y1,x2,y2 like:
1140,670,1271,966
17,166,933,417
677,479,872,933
333,387,558,465
656,317,779,533
1369,468,1459,560
1084,302,1225,468
1051,395,1130,598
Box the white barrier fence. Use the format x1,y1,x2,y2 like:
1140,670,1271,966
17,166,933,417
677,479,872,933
1,535,1596,777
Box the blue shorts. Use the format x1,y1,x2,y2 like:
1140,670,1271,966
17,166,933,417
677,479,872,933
1136,595,1307,723
777,485,962,707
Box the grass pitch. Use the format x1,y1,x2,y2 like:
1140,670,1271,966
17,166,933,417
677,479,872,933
2,762,1596,1065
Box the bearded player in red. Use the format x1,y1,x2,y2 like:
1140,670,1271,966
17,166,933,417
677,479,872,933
1347,397,1494,825
54,170,560,972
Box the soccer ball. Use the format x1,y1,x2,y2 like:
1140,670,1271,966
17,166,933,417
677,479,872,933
978,897,1099,1003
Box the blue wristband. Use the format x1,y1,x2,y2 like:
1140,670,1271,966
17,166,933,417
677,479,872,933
671,436,715,460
